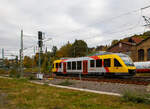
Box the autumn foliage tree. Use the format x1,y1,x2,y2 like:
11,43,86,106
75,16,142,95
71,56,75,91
56,42,72,57
70,40,88,57
23,56,32,68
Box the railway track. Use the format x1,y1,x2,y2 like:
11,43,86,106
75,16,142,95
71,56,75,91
54,75,150,86
23,72,150,86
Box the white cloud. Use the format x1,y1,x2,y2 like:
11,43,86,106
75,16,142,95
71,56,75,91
0,0,150,57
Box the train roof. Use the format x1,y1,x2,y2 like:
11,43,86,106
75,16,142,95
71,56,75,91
93,51,112,56
65,57,91,62
57,52,129,62
114,53,128,57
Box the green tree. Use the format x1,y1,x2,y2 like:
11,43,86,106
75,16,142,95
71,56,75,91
56,42,72,57
23,56,32,68
71,40,88,57
111,40,119,45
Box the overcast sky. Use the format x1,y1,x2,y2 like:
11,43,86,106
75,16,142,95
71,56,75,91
0,0,150,57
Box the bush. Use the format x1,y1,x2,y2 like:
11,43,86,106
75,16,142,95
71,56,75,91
122,90,150,104
28,75,36,80
0,69,7,75
58,79,74,86
9,69,20,78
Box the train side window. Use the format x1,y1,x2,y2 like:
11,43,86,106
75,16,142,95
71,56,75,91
96,59,102,67
77,61,82,70
72,61,76,70
114,59,122,67
59,63,62,68
104,59,111,67
90,60,95,67
67,62,71,70
56,63,58,68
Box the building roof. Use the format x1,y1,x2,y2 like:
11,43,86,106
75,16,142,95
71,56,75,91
107,37,144,50
107,41,134,50
136,36,150,46
130,37,143,44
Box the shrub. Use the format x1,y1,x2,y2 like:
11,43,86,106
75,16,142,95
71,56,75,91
28,75,36,80
58,79,74,86
44,82,49,86
9,69,20,78
122,90,150,104
0,69,7,74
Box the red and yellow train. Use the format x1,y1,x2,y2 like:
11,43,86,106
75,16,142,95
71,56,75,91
52,52,136,77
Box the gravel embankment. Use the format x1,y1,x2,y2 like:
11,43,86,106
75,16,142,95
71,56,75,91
37,78,149,94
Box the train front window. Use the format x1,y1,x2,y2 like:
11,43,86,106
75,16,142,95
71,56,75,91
121,56,134,66
114,59,122,67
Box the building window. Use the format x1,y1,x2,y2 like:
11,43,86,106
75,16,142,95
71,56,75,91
119,43,122,48
67,62,71,70
72,61,76,70
147,48,150,61
90,60,95,67
138,49,144,61
104,59,111,67
96,59,102,67
77,61,82,70
114,59,122,67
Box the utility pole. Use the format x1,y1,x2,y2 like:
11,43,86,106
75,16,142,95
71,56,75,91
38,31,43,74
74,47,75,57
20,30,23,77
32,47,35,73
2,48,4,69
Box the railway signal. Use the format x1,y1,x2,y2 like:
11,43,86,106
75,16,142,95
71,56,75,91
38,31,43,48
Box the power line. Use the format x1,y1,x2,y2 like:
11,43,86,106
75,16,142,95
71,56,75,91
141,5,150,10
50,5,150,39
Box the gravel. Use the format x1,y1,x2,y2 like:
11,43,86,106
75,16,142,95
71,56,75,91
37,78,149,94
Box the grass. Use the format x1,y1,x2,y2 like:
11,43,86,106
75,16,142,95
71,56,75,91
135,73,150,77
23,67,39,73
0,69,8,75
122,90,150,104
58,79,74,86
0,78,150,109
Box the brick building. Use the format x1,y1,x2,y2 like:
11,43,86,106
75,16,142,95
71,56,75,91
107,37,150,62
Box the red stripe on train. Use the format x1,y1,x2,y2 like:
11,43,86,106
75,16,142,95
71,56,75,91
89,56,99,60
102,60,109,72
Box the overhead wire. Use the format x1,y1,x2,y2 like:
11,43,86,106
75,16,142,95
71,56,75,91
7,5,150,58
48,5,150,47
50,5,149,39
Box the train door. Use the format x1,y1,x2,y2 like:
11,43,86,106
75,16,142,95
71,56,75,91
83,60,88,74
63,62,67,74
